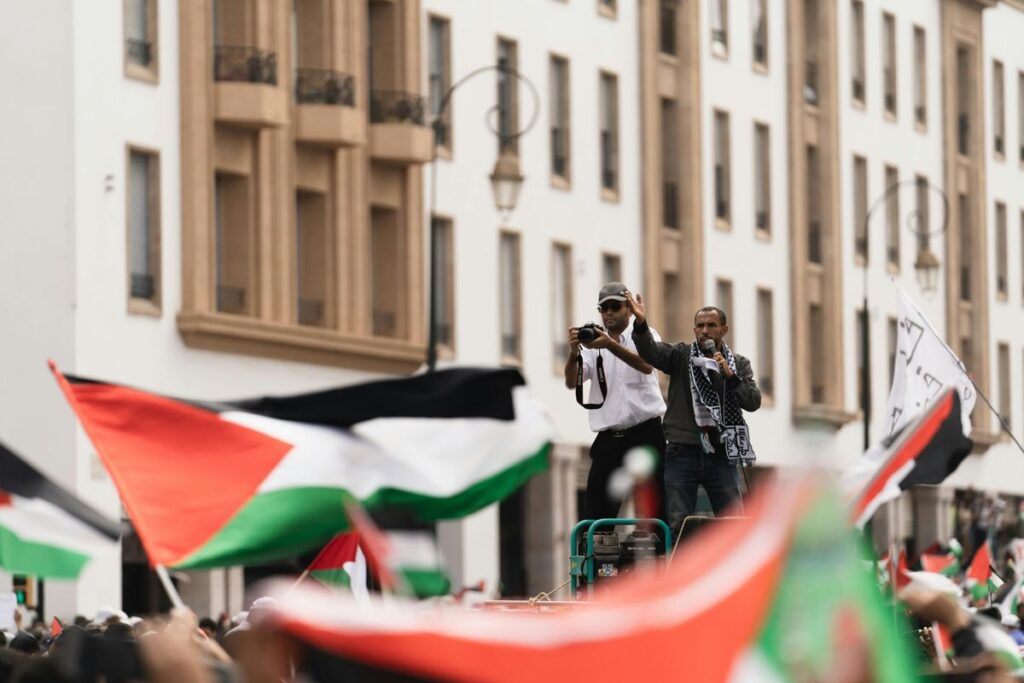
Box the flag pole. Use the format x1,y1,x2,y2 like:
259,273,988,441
155,565,186,610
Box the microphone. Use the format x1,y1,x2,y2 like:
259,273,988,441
700,338,717,357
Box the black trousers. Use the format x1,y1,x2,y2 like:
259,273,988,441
582,417,667,524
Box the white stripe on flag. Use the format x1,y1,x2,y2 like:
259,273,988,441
0,496,115,554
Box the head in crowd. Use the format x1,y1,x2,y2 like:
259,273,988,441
694,306,729,351
596,282,631,336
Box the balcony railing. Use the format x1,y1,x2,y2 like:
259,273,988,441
125,38,152,67
295,68,355,106
808,221,822,263
130,273,155,300
217,285,247,314
551,127,568,177
804,61,819,106
369,90,426,125
214,46,277,85
958,114,970,155
298,298,325,326
663,181,679,229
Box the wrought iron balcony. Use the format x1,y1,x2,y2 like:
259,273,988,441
214,46,277,85
295,69,355,106
130,273,155,300
369,90,426,126
125,38,152,67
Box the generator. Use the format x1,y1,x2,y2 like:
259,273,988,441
569,518,672,599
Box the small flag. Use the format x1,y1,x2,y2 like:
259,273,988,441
967,542,993,600
920,552,959,577
0,441,119,579
306,533,364,589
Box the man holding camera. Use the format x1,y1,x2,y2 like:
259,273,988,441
626,293,760,535
564,283,667,523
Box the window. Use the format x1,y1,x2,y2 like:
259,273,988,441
497,38,520,155
660,0,678,56
957,45,972,156
552,244,573,367
752,0,768,69
959,193,971,301
887,317,898,387
713,110,731,224
853,155,868,262
214,171,254,316
664,273,682,340
885,165,899,268
599,72,619,195
807,145,822,263
124,0,157,79
711,0,728,58
851,0,866,104
996,202,1008,298
913,27,926,127
550,56,571,181
296,190,329,327
661,98,680,228
993,61,1005,158
809,304,825,403
370,207,401,337
915,175,930,255
598,0,617,17
432,216,455,350
754,122,771,235
499,232,522,360
756,288,774,400
602,253,621,284
127,148,160,311
716,279,734,344
1021,211,1024,300
999,343,1011,431
1019,72,1024,163
882,13,897,118
804,0,819,105
428,16,452,149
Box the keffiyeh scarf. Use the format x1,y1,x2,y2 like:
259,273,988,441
688,341,756,465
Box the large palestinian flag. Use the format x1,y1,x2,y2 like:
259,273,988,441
50,364,552,570
845,388,972,529
0,440,119,578
269,473,916,683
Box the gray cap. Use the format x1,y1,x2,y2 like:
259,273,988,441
598,282,629,304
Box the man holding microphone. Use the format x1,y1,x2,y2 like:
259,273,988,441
565,283,667,524
626,292,760,535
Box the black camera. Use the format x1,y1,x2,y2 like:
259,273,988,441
576,323,604,344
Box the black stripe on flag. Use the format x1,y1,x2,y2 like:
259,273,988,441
228,367,526,427
0,440,121,540
890,392,973,491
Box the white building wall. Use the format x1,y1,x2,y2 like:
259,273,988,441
423,0,642,593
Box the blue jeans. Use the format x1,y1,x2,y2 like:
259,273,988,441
664,442,743,533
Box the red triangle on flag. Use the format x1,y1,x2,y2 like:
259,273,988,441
50,364,293,567
920,553,956,574
307,533,359,573
967,542,992,585
51,617,62,637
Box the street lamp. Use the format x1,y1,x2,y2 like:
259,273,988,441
861,179,949,450
426,61,539,371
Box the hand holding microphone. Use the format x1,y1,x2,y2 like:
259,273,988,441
700,338,734,378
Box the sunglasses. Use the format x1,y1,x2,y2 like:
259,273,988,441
597,301,624,313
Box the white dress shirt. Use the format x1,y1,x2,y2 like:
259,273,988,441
579,321,667,432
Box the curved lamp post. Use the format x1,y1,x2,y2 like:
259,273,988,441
426,61,540,371
860,179,949,450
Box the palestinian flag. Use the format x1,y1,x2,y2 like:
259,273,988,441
269,473,917,683
50,364,552,570
845,389,972,529
920,552,959,577
306,533,365,589
967,542,995,600
0,440,119,578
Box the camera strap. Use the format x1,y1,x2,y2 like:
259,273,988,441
576,351,607,410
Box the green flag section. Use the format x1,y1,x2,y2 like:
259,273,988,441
0,441,119,579
306,533,362,588
50,365,553,570
269,473,919,683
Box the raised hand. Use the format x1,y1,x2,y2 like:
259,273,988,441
625,291,646,325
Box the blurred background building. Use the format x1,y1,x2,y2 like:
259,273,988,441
0,0,1022,617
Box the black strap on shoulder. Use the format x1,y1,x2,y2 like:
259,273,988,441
576,351,607,410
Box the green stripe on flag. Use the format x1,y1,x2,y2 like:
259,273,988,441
310,568,352,588
178,443,550,569
402,568,451,598
0,526,90,579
